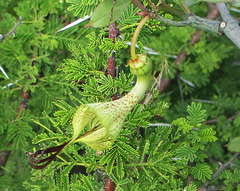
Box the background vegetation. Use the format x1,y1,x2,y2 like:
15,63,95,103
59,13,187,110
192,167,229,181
0,0,240,190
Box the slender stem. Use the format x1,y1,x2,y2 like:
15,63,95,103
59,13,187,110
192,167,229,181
17,90,30,118
158,2,188,20
180,0,192,15
131,16,150,60
0,16,22,43
107,22,116,78
147,0,155,8
105,21,117,190
131,0,151,15
0,149,11,176
107,22,117,101
143,58,167,106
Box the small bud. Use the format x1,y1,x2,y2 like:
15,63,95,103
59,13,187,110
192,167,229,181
96,150,103,156
129,54,152,76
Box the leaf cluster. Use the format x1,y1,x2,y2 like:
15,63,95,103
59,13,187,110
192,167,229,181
1,0,240,190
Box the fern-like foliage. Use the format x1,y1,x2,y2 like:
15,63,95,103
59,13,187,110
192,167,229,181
67,0,101,17
171,102,217,184
191,162,212,182
1,0,240,190
219,169,240,191
23,170,103,191
187,102,206,127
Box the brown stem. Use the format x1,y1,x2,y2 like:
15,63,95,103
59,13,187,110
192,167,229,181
205,114,237,124
104,22,117,190
207,3,219,20
104,176,115,191
0,150,11,176
107,23,116,78
131,0,151,15
17,90,31,118
17,53,37,116
107,22,117,101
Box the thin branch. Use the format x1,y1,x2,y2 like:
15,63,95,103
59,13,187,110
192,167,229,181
107,23,116,79
207,3,219,20
104,21,117,191
0,150,11,176
130,16,150,59
0,16,22,43
132,0,239,49
131,0,151,15
17,90,31,117
158,2,188,20
154,13,192,27
154,13,220,34
180,0,192,15
131,0,221,35
199,153,239,190
142,57,168,106
205,114,237,124
107,22,117,103
217,3,240,49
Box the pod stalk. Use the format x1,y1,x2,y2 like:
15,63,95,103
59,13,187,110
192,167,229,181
130,16,150,60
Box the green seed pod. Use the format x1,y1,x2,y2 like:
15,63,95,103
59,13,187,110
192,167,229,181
28,57,153,169
28,14,154,169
